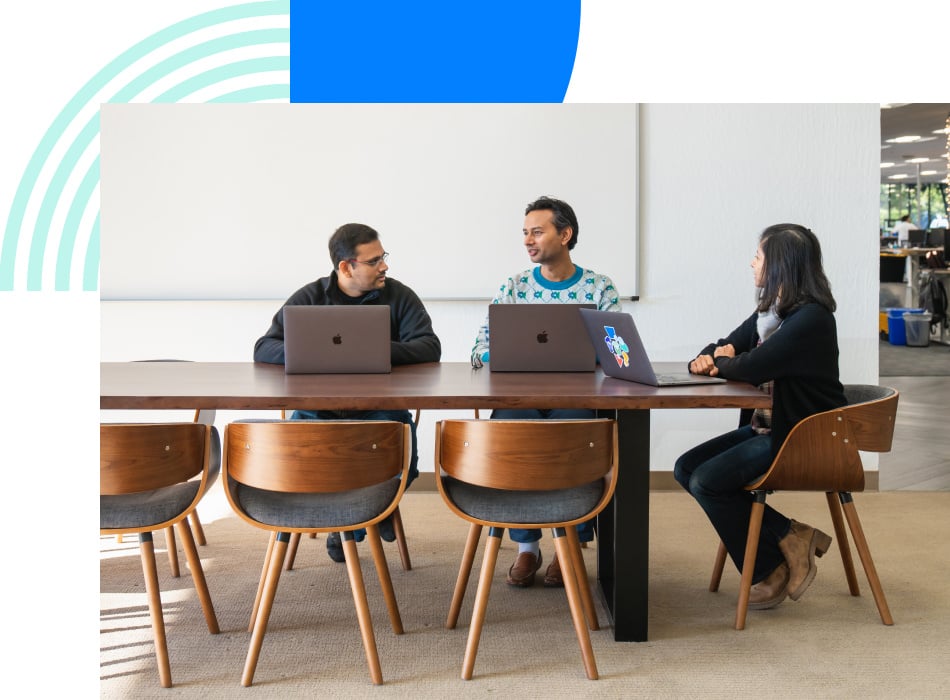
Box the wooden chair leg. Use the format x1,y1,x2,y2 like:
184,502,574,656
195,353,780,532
554,531,598,680
447,523,482,629
139,532,172,688
242,532,289,687
189,510,207,546
176,518,219,634
392,507,412,571
565,525,599,631
342,532,384,685
462,527,503,681
840,495,894,625
250,532,277,632
366,524,404,634
710,541,728,592
284,533,301,570
735,495,766,631
165,526,180,578
826,491,860,595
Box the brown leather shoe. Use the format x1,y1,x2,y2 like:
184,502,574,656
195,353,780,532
506,551,542,587
748,561,789,610
778,520,833,601
543,554,564,587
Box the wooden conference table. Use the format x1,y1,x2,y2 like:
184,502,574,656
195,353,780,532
100,361,769,642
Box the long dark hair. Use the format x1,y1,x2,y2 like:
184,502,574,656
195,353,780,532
757,224,836,316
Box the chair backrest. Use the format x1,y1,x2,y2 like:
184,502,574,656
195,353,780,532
224,420,409,493
101,423,211,495
841,385,899,453
435,419,616,491
749,385,899,493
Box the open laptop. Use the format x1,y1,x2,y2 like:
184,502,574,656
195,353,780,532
283,305,391,374
579,308,727,386
488,303,596,372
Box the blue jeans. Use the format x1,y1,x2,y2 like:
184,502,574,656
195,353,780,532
673,425,790,583
490,408,597,544
291,409,418,542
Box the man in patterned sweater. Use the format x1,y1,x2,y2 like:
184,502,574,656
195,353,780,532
470,196,621,588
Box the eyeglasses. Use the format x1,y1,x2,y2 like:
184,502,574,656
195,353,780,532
348,252,389,268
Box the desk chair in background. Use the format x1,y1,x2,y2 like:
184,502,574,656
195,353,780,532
709,385,899,630
435,418,618,681
223,419,411,686
100,422,221,688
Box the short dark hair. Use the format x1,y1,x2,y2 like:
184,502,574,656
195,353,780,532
900,214,911,222
525,196,580,250
757,224,836,316
328,223,379,268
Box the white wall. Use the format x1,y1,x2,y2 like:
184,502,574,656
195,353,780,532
101,103,881,473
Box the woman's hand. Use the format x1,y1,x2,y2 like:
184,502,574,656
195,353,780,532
689,354,718,376
713,343,735,359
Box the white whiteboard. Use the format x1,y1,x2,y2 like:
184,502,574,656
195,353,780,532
99,103,638,300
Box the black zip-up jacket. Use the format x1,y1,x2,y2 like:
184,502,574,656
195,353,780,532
253,272,441,366
692,302,846,456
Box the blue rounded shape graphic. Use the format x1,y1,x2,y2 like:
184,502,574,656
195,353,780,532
290,1,581,102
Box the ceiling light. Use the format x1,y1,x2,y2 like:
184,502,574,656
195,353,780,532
933,127,950,135
880,162,895,168
888,173,910,179
886,135,921,143
907,157,930,163
921,170,938,175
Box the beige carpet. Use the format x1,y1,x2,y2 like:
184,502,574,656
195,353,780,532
100,486,950,698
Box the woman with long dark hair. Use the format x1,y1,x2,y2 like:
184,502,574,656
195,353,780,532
674,224,845,610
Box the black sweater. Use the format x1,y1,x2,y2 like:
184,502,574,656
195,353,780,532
253,272,441,366
694,303,846,455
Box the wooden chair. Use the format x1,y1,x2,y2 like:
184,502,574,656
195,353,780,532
282,409,415,572
709,384,899,630
435,419,618,681
100,422,221,688
223,419,411,686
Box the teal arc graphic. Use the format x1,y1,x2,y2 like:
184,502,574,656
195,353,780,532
1,1,291,292
1,0,581,291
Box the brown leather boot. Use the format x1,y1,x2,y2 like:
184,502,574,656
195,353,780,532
778,520,833,601
748,561,789,610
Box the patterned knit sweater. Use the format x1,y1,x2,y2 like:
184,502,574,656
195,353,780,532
470,265,621,367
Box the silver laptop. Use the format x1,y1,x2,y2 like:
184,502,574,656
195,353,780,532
488,303,596,372
283,305,391,374
579,308,726,386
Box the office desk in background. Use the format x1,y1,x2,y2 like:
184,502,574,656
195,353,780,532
100,361,769,642
880,247,942,303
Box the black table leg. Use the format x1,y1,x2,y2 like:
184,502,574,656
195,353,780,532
596,408,650,641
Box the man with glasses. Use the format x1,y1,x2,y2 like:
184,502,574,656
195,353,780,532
255,222,441,562
471,196,621,589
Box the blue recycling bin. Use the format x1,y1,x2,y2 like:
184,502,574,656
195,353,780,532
886,308,923,345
